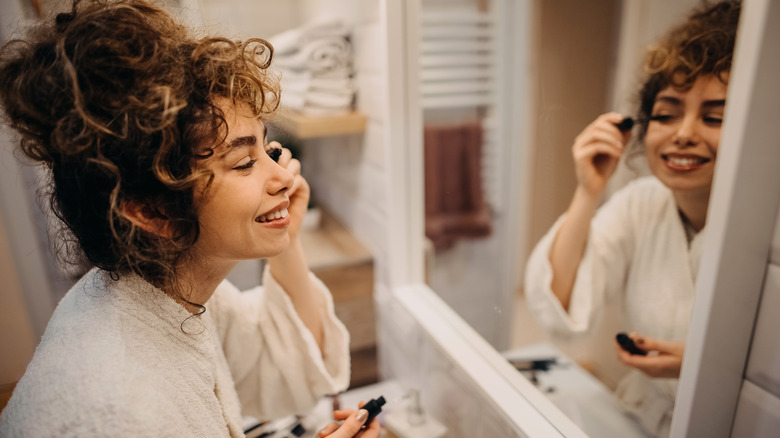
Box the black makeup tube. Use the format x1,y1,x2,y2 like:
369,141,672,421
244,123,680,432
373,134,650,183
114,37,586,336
362,396,386,425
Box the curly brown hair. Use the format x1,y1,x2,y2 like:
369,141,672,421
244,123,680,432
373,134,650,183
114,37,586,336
0,0,280,292
634,0,740,144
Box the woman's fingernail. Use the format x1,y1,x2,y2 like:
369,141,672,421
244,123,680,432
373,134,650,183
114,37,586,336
356,409,368,422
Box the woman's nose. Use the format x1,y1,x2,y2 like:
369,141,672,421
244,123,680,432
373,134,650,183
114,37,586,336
266,157,294,195
672,114,700,147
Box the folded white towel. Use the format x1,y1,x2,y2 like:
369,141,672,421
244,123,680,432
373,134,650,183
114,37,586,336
273,37,352,73
277,66,353,81
281,89,354,116
269,18,351,56
310,66,353,79
286,106,352,117
279,69,355,94
282,89,354,108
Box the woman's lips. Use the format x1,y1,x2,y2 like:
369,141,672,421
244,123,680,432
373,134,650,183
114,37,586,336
255,208,289,223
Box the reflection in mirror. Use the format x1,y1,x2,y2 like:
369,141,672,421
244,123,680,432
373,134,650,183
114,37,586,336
419,0,524,353
420,0,740,437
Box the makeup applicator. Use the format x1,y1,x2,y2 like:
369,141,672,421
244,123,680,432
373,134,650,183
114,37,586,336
615,117,635,132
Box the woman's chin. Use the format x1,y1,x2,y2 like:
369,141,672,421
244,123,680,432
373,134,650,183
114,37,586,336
262,237,291,259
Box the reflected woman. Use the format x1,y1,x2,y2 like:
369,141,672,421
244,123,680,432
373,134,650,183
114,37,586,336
524,1,740,436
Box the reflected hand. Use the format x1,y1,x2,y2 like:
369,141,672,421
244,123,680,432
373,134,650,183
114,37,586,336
572,112,632,198
614,332,685,378
317,401,381,438
273,143,309,241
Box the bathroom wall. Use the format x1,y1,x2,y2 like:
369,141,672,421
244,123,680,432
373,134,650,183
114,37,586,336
296,0,390,283
196,0,301,39
0,165,37,400
0,6,56,394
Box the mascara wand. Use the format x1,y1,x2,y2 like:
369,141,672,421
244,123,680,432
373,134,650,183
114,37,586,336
615,117,635,132
615,116,655,132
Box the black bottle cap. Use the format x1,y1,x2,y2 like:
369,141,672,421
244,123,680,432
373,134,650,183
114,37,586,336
362,396,386,425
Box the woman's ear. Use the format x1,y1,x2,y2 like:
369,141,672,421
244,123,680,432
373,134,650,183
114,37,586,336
119,200,173,238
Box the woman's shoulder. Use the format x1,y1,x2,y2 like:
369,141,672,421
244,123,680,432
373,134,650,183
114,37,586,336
31,269,207,382
3,354,183,435
3,271,199,433
28,272,163,376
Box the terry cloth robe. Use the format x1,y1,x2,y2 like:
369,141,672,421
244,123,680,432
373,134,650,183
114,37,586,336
0,265,350,437
524,176,704,438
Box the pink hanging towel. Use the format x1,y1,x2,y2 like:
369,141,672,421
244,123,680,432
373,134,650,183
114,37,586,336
423,121,492,251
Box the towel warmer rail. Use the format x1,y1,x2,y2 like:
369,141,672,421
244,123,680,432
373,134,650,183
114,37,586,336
419,2,504,212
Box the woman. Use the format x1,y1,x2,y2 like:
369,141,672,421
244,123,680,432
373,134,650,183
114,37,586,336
524,1,740,436
0,1,378,437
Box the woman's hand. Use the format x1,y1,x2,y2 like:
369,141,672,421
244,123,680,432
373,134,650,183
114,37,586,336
614,332,685,378
274,144,309,241
316,403,381,438
572,112,631,199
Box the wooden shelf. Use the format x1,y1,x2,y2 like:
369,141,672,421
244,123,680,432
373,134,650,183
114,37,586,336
272,110,367,139
299,209,372,271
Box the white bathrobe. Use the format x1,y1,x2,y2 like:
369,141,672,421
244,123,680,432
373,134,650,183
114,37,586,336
0,265,350,437
524,176,704,437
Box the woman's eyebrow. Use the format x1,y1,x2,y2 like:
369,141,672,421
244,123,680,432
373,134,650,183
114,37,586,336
654,96,682,105
702,99,726,108
229,135,257,148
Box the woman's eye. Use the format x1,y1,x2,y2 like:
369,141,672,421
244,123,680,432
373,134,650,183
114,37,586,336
233,159,256,171
648,114,676,123
703,115,723,126
266,147,282,163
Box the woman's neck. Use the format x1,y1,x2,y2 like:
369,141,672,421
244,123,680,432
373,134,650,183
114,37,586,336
167,256,236,314
674,189,711,232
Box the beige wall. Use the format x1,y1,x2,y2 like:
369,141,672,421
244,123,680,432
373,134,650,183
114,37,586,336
525,0,621,259
0,206,36,387
516,0,628,389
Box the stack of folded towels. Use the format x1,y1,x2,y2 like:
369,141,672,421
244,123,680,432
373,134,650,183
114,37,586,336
269,19,356,116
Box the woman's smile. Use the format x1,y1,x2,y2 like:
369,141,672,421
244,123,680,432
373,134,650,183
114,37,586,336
255,207,290,226
661,153,712,171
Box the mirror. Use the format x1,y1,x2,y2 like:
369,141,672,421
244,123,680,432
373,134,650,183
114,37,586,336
418,0,729,435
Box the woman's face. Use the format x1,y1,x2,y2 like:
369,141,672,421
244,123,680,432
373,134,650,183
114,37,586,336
644,74,727,200
190,101,294,268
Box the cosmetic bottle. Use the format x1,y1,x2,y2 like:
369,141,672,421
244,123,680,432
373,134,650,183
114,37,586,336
384,390,446,438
